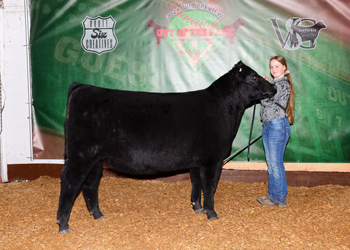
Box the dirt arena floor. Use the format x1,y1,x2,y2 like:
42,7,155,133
1,176,349,249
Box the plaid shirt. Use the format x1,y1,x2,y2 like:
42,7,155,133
260,76,290,122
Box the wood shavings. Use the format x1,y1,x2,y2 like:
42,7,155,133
0,176,349,249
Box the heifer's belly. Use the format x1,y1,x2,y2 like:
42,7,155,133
104,150,196,175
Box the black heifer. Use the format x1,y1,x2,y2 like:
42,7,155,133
57,61,277,233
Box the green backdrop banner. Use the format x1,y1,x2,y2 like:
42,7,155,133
30,0,350,163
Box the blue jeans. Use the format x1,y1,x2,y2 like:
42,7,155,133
262,117,291,204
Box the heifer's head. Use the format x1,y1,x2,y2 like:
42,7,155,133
232,61,277,107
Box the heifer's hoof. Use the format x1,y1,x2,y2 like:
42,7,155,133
91,211,104,220
59,228,73,234
191,202,204,213
57,220,72,234
204,210,219,220
95,216,105,220
194,208,205,214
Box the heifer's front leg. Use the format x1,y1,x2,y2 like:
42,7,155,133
200,163,222,220
82,161,104,220
189,168,204,213
57,163,88,234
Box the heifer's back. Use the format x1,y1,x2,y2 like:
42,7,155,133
57,61,276,233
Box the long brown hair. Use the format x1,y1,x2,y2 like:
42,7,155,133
270,55,295,124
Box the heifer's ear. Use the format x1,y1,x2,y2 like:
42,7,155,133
234,61,244,68
232,61,245,76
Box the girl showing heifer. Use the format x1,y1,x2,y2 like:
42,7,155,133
257,55,295,208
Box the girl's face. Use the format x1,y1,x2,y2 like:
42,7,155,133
270,59,286,79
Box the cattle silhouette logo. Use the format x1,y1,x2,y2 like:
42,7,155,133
81,16,118,55
268,17,327,50
147,2,244,69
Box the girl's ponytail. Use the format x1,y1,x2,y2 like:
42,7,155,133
285,73,295,124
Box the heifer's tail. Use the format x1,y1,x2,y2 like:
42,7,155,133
66,82,83,119
64,82,84,161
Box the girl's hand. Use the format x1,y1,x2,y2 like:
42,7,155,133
262,75,269,81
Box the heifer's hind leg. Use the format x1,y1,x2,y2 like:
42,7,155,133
57,162,89,233
82,161,104,220
190,168,204,213
200,163,222,220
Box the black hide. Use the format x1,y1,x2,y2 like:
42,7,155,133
57,61,277,233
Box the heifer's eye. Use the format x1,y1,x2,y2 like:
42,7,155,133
251,74,258,81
